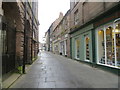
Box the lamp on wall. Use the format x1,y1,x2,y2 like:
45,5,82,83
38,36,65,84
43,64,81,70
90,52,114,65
98,30,102,34
115,29,120,33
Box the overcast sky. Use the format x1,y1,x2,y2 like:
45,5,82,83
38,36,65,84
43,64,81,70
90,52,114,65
38,0,70,43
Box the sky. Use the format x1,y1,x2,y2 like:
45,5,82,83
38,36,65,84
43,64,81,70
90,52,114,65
38,0,70,43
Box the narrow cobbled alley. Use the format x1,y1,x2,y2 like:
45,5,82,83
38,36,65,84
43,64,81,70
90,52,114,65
10,51,118,88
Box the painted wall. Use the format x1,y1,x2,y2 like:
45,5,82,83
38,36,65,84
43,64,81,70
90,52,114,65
71,24,93,62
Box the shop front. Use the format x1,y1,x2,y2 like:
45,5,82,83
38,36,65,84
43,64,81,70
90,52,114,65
53,40,59,54
59,34,68,56
70,24,93,63
96,19,120,68
59,40,67,56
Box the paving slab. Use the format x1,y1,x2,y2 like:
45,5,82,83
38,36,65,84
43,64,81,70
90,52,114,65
2,73,21,88
9,51,119,88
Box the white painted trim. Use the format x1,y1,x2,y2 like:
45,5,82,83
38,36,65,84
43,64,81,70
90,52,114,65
64,40,67,55
96,26,104,64
85,59,90,62
104,22,113,29
96,29,98,63
75,37,80,60
98,63,120,69
113,23,117,66
96,20,120,68
104,26,107,65
84,35,90,61
96,28,104,64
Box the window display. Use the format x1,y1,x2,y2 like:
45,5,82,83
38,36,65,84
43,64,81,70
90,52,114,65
75,38,80,59
106,27,115,66
97,22,120,68
115,24,120,67
85,36,90,61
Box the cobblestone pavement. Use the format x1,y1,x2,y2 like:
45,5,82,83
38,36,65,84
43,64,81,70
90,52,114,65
10,51,118,88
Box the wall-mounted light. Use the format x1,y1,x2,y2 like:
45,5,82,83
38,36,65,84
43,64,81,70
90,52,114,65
98,30,103,34
115,29,120,33
116,24,118,27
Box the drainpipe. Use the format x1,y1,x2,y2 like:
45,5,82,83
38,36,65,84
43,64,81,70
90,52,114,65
23,1,27,74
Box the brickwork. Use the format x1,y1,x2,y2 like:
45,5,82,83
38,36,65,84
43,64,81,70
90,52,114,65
70,2,118,31
1,1,39,78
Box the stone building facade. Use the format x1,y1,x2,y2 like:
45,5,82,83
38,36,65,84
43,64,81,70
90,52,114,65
45,28,50,51
46,1,120,73
59,10,70,57
47,10,70,57
0,0,39,81
45,12,63,53
70,1,120,72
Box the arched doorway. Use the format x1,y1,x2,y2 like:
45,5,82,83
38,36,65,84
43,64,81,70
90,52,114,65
26,20,32,64
2,2,23,80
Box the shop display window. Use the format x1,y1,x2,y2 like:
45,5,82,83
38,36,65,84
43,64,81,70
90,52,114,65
106,27,115,66
115,24,120,67
97,21,120,68
85,36,90,61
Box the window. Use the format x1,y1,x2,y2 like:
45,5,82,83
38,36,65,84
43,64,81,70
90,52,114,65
106,27,115,66
85,36,90,61
74,9,79,25
97,22,120,68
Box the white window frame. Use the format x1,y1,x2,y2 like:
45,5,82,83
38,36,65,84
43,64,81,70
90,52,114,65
75,37,80,60
96,26,104,64
84,35,90,62
114,20,120,68
64,40,67,56
96,21,120,69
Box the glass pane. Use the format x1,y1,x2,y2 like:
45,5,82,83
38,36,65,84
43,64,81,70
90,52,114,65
115,23,120,67
76,38,80,59
98,30,105,64
106,27,115,66
85,37,90,60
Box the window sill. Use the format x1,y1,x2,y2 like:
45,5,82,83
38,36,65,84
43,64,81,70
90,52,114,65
97,63,120,69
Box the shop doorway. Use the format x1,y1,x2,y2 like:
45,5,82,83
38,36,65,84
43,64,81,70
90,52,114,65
85,36,90,61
